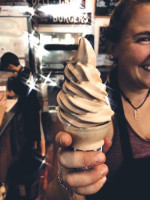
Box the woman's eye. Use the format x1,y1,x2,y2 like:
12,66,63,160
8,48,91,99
136,37,150,44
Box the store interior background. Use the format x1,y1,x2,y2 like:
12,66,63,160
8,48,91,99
0,0,117,199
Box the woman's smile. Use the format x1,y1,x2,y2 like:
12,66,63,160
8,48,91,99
112,4,150,89
140,64,150,71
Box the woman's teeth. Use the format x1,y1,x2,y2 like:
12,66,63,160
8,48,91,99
141,65,150,71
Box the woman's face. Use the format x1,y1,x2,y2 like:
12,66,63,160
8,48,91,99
113,4,150,90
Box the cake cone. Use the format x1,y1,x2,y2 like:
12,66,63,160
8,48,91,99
63,122,110,151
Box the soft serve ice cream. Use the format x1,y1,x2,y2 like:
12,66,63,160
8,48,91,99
57,37,114,151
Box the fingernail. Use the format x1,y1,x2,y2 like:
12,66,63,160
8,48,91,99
60,135,66,146
101,176,107,184
101,166,108,176
94,152,104,164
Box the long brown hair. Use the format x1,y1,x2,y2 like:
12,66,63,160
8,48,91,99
106,0,150,44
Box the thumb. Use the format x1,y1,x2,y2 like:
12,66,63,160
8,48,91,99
55,131,72,148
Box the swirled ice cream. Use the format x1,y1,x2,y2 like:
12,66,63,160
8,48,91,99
57,37,114,151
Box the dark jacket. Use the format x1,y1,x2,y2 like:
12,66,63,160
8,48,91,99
7,67,41,144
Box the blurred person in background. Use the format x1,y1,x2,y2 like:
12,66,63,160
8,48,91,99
1,52,46,159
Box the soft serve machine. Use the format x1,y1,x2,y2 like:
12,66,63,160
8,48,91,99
33,1,94,110
37,32,83,111
38,32,81,88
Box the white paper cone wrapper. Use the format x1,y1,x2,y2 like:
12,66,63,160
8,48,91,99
63,122,110,151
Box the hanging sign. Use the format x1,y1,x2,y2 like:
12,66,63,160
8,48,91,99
98,26,108,54
35,11,91,24
95,0,119,16
28,0,85,8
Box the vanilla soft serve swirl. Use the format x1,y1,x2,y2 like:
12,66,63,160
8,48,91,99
57,37,114,128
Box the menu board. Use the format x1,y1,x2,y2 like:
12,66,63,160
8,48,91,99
27,0,85,7
0,17,29,58
98,26,108,54
35,10,91,25
95,0,119,16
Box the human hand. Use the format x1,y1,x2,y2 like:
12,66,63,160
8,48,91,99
0,93,7,107
6,90,16,97
56,131,112,196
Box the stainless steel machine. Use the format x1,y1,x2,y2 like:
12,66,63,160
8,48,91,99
34,32,83,109
38,32,82,83
32,1,94,108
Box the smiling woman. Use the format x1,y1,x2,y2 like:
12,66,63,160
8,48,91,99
46,1,150,200
111,5,150,90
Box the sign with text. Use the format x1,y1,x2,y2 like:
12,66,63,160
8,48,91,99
98,26,108,54
35,11,91,24
95,0,119,16
28,0,85,8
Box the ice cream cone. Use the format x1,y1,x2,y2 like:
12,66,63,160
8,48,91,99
0,105,5,126
57,37,114,151
63,122,110,151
